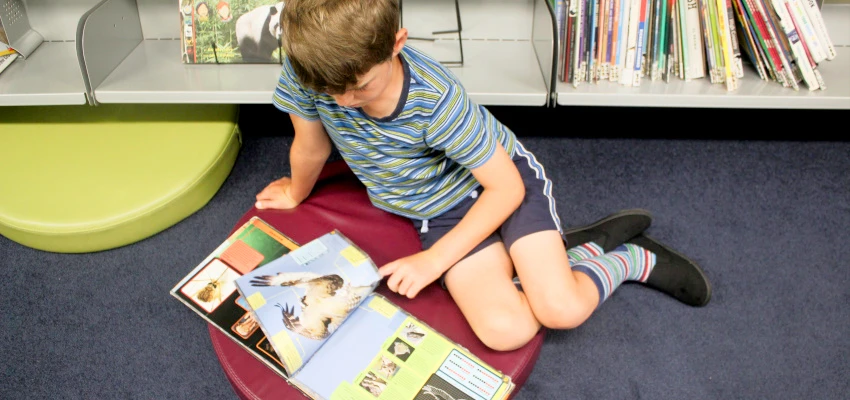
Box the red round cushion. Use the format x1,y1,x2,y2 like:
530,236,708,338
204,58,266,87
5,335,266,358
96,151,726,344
209,160,546,399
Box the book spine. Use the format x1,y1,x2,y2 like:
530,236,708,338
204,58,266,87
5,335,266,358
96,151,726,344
770,0,819,90
725,0,744,78
650,0,665,80
618,0,635,83
565,1,575,83
715,0,738,90
786,0,827,63
597,0,610,80
743,0,787,86
632,0,649,86
784,0,827,89
680,0,692,80
574,0,587,86
620,0,641,86
801,0,836,60
664,0,676,81
732,0,768,80
556,0,568,82
684,0,705,79
588,0,600,82
610,0,622,81
756,0,799,90
605,0,617,79
698,0,710,81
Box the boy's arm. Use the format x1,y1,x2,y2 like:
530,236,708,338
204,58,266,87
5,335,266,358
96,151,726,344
380,142,524,298
255,114,332,209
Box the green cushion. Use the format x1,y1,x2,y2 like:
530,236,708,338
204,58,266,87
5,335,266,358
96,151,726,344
0,104,241,253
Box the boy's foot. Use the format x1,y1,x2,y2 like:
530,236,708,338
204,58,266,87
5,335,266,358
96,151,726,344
627,234,712,307
563,209,653,252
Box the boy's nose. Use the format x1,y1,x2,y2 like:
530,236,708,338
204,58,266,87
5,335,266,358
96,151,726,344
333,92,355,107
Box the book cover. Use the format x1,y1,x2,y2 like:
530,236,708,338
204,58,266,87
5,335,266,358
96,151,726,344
235,230,516,400
170,216,300,378
179,0,285,64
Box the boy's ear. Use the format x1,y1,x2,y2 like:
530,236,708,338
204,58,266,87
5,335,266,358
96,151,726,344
393,28,408,56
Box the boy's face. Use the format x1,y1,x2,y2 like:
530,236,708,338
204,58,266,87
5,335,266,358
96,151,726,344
331,59,395,108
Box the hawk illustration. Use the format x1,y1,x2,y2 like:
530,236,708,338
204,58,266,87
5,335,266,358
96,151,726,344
250,271,372,340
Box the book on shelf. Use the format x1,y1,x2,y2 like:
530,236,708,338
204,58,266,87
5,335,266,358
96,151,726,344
179,0,285,64
554,0,836,91
172,218,515,400
0,19,19,76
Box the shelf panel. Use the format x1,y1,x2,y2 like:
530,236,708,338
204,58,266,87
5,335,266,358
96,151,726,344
93,40,283,104
555,46,850,109
0,42,87,106
93,39,548,106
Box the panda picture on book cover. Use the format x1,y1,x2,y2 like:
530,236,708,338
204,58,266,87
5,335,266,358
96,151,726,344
180,0,285,64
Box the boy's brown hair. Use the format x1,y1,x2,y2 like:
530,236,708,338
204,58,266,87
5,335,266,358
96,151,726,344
281,0,400,94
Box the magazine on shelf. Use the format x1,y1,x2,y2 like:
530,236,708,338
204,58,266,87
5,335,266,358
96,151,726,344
179,0,285,64
554,0,837,91
170,216,300,378
234,230,515,400
0,18,19,76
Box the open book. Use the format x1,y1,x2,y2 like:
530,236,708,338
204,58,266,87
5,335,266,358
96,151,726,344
233,229,515,400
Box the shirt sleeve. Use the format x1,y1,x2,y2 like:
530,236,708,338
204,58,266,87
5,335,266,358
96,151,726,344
272,58,321,121
424,84,497,169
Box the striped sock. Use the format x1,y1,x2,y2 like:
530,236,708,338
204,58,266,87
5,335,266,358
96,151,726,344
571,244,657,307
567,242,605,264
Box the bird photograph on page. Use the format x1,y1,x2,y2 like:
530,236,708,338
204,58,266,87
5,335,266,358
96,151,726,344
249,271,373,341
233,230,383,373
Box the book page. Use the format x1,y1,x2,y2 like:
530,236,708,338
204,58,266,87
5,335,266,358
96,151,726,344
170,216,300,378
234,231,381,376
293,293,514,400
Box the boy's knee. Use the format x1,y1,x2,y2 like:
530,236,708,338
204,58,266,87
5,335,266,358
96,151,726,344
534,303,590,330
473,312,537,352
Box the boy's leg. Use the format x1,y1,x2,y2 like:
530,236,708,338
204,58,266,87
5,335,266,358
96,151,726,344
442,241,543,352
509,230,601,329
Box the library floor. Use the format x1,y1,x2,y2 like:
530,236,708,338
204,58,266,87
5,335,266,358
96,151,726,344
0,105,847,400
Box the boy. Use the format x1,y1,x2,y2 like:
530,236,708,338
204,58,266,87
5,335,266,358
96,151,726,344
255,0,711,351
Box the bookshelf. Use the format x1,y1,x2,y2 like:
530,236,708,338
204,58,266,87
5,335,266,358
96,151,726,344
0,0,847,109
551,2,850,109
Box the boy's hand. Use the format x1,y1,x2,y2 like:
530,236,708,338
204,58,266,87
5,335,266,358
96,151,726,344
255,177,301,209
379,250,446,299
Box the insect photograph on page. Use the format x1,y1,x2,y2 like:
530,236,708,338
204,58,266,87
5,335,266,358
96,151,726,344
180,258,241,312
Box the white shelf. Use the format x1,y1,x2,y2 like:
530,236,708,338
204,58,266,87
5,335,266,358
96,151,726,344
92,39,549,106
555,47,850,109
92,40,283,104
0,42,87,106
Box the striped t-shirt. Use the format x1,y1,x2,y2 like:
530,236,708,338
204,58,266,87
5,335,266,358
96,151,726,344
272,45,517,220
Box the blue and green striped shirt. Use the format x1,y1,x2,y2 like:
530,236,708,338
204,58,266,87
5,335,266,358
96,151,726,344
272,46,517,219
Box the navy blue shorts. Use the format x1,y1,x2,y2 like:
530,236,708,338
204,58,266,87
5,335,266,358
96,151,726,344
410,143,565,287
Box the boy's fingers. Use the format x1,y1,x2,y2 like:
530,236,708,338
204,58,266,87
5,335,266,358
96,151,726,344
378,262,398,277
255,198,291,210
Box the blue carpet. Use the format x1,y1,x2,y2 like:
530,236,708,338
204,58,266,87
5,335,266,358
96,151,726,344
0,105,847,400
